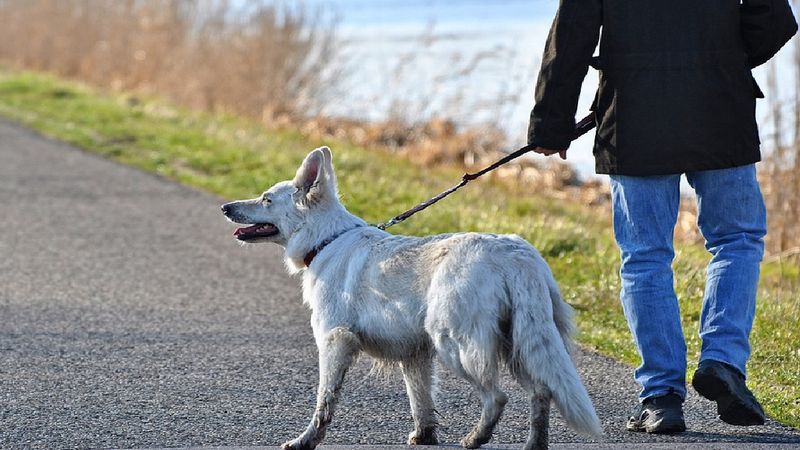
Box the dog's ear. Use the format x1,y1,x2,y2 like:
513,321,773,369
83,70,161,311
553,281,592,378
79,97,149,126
318,146,337,190
293,147,335,205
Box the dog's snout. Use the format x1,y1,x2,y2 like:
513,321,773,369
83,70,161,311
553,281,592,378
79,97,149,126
221,203,232,216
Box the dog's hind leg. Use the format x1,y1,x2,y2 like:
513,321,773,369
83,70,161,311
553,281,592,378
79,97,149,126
281,327,361,450
514,373,552,450
402,356,438,445
460,381,508,449
525,385,552,450
435,333,507,449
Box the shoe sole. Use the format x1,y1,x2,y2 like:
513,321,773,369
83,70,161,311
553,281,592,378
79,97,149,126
627,417,686,434
692,367,765,426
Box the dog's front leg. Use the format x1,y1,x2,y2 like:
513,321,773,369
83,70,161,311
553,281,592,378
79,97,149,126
282,327,361,450
402,356,438,445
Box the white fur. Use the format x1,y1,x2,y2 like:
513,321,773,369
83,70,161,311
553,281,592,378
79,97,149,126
222,147,603,450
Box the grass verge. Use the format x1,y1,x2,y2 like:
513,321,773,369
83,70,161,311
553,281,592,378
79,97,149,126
0,69,797,427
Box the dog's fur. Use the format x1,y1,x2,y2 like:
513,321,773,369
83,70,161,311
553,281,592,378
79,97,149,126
221,147,603,450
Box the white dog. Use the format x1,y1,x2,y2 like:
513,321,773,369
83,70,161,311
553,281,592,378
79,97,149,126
221,147,602,450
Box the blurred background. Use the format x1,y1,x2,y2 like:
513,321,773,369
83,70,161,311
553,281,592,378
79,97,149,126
0,0,797,254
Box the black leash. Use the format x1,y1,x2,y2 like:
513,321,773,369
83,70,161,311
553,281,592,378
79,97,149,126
376,112,597,230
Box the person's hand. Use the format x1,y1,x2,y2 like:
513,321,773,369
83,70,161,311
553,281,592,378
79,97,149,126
533,147,567,160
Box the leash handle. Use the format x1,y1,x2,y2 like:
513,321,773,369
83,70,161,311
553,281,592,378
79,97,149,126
377,112,596,230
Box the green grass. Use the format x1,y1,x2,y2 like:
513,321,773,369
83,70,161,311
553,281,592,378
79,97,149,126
0,69,797,427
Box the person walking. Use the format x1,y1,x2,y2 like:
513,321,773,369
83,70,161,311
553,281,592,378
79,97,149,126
528,0,797,434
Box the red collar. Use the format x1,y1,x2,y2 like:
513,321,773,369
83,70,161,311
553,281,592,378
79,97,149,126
303,225,365,267
303,247,322,267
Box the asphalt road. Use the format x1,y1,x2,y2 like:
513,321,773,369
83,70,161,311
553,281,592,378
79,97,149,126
0,119,798,450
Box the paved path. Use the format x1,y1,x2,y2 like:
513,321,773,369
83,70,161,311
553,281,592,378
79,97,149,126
152,445,800,450
0,119,798,449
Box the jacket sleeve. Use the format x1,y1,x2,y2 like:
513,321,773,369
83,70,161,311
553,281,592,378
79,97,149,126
527,0,602,150
741,0,798,68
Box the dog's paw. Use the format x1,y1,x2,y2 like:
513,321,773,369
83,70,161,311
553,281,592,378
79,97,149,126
281,436,317,450
460,431,491,449
408,427,438,445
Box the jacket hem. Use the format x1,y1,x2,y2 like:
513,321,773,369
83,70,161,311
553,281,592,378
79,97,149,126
595,154,762,176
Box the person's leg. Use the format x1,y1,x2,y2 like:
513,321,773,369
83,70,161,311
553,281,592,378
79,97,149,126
610,174,686,401
686,164,766,376
686,164,766,425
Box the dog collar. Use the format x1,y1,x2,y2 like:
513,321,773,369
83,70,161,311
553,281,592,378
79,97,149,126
303,225,365,267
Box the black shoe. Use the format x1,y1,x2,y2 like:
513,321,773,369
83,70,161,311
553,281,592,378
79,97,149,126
626,393,687,434
691,359,766,426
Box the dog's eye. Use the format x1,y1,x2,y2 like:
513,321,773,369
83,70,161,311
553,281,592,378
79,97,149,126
261,195,271,204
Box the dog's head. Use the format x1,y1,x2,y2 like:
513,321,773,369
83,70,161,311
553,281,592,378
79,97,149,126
221,146,340,247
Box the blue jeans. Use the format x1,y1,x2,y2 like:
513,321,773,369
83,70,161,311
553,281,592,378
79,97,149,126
610,164,766,402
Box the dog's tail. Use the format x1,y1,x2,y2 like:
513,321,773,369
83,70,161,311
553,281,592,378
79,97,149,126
509,261,603,438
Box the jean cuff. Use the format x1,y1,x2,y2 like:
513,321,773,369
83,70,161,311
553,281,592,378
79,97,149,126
640,386,687,403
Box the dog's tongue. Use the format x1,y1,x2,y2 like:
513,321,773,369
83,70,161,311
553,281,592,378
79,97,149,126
234,224,262,236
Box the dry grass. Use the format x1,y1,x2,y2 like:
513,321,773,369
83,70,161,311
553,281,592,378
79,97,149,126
756,5,800,257
0,0,598,200
0,0,338,121
759,33,800,259
0,1,577,193
762,152,800,260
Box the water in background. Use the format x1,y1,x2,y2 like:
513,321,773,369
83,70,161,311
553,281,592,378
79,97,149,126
306,0,792,179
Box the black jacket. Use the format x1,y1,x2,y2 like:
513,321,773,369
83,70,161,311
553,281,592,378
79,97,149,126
528,0,797,175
